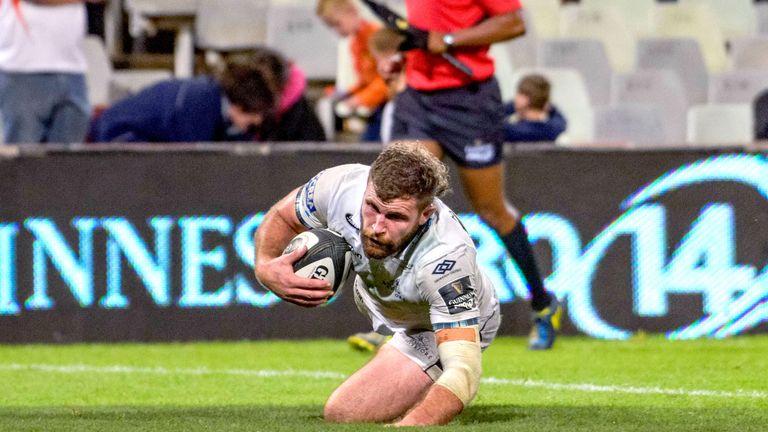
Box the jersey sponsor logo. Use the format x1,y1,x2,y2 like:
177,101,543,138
438,276,476,314
345,213,360,232
432,259,456,275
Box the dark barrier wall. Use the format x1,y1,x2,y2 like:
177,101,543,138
0,144,766,342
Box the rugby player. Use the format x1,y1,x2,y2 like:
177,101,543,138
254,143,500,425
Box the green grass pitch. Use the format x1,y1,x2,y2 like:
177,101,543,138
1,336,766,431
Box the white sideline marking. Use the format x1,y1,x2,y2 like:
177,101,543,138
481,377,768,399
0,363,346,380
1,363,765,399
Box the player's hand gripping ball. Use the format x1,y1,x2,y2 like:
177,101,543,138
283,228,353,296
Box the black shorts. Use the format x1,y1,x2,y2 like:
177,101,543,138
390,77,505,168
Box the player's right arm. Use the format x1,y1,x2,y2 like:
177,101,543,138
253,187,334,307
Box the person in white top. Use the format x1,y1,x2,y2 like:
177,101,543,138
254,142,501,426
0,0,93,144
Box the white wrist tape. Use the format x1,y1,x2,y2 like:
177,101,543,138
435,337,482,406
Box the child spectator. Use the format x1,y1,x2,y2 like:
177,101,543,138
317,0,390,141
503,74,567,143
90,48,326,143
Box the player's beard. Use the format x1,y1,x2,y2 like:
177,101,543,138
361,223,420,259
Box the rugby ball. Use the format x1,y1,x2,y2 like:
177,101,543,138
283,228,353,294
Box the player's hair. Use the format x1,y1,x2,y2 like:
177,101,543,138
369,142,451,208
369,28,406,56
517,74,551,111
316,0,355,17
218,48,287,115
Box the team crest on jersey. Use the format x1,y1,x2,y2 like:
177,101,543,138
432,259,456,275
438,276,476,314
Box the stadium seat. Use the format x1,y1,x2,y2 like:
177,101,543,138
84,35,172,108
509,67,593,144
708,71,768,104
538,38,613,105
579,0,655,37
265,3,340,81
313,38,358,141
102,0,124,61
635,37,708,105
520,0,560,38
591,104,666,147
494,8,538,71
612,70,689,144
195,0,269,52
489,44,518,102
559,5,635,72
686,104,753,145
314,94,335,142
755,90,768,139
758,3,768,35
729,36,768,70
679,0,756,41
380,100,396,143
84,36,113,108
651,3,728,72
123,0,198,76
334,38,357,95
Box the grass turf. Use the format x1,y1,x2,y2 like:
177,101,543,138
1,336,766,431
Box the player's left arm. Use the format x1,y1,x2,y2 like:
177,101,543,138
428,8,525,54
393,326,481,426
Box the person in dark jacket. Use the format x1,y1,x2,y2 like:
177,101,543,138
90,48,326,143
503,74,567,143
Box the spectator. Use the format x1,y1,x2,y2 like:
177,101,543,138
90,48,326,143
503,74,567,143
317,0,390,142
0,0,95,144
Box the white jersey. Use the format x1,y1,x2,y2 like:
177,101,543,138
0,1,87,73
295,164,500,339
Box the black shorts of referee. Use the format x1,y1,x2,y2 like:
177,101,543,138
390,77,506,169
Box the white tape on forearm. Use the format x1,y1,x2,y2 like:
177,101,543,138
435,338,482,406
